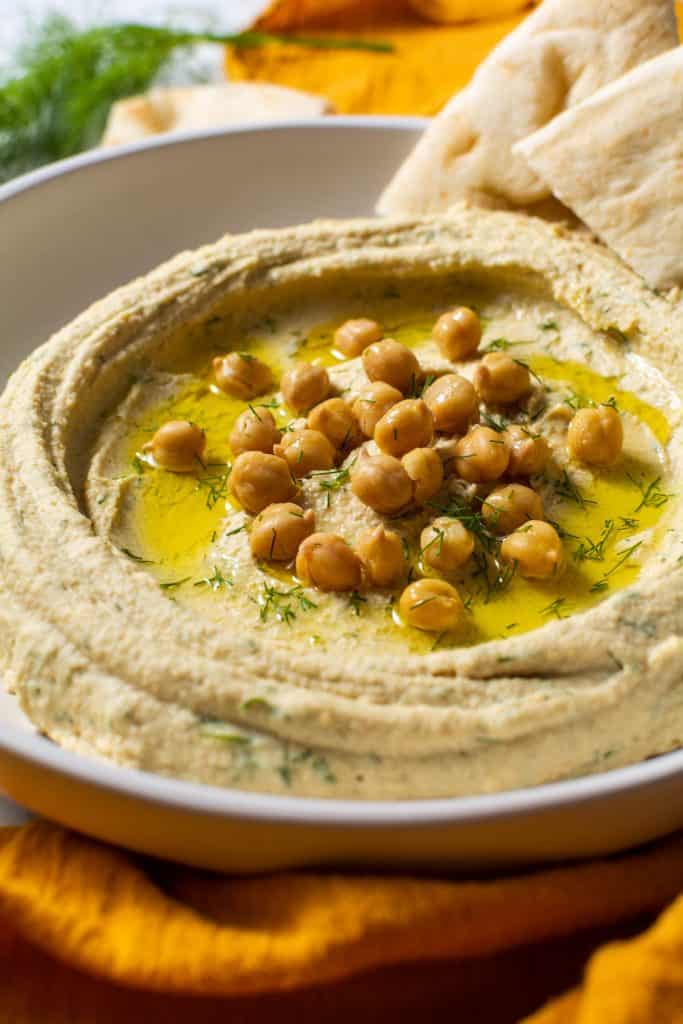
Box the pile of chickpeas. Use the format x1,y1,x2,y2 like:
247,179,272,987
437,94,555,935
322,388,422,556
146,306,624,634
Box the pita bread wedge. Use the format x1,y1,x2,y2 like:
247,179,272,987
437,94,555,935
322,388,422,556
377,0,678,216
515,48,683,291
101,83,332,148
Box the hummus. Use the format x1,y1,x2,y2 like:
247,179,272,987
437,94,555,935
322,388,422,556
0,205,681,799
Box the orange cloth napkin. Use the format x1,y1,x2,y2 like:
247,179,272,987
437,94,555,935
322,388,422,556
226,0,535,116
228,1,683,116
0,821,681,1021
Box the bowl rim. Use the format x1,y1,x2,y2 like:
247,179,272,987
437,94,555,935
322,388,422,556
0,114,428,205
2,713,683,827
0,116,681,828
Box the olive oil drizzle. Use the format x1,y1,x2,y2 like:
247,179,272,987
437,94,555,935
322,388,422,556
114,302,672,652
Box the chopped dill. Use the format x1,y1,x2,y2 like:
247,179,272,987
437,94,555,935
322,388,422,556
480,411,508,432
628,474,672,512
348,591,367,616
159,577,191,590
310,462,353,507
573,519,614,563
194,566,232,590
120,547,153,564
551,470,597,510
540,597,568,619
195,465,231,510
255,582,317,624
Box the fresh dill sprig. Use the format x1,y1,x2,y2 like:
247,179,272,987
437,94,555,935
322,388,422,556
194,566,232,590
550,470,597,510
195,465,231,510
0,16,391,183
120,546,153,563
254,582,317,625
628,474,673,513
310,462,353,507
348,590,367,616
540,596,568,619
573,519,614,563
160,576,191,590
480,410,508,433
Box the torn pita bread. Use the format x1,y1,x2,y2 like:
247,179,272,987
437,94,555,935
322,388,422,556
101,83,333,148
515,48,683,292
377,0,678,216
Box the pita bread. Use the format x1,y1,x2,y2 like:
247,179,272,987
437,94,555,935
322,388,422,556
377,0,678,216
101,83,333,148
515,48,683,292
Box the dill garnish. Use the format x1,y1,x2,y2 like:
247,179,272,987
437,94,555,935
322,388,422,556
194,566,232,590
573,519,614,563
160,577,191,590
120,547,153,564
195,465,231,510
310,462,353,507
551,470,597,510
254,582,317,625
628,474,672,512
348,591,367,616
0,16,392,183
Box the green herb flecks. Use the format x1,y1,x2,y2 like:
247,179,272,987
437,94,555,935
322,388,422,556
254,582,317,625
628,474,673,513
120,547,154,564
200,722,253,745
160,576,191,590
540,597,568,619
310,462,353,507
348,590,367,616
573,519,614,563
550,470,597,510
480,411,508,433
195,465,231,510
0,16,392,184
194,566,232,590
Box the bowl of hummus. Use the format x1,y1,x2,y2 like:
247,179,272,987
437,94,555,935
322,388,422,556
0,120,681,870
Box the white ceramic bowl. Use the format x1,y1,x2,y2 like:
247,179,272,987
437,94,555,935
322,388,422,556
1,118,681,872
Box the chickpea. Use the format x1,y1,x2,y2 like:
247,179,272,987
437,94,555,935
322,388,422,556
402,447,444,504
213,352,273,400
473,352,532,405
356,525,406,588
250,503,315,562
144,420,206,473
295,532,362,592
423,373,479,435
334,318,383,358
504,424,550,476
281,363,330,414
453,425,510,482
229,408,281,456
274,429,336,478
567,405,623,467
229,451,296,514
307,397,362,452
432,307,481,361
420,517,474,573
351,452,413,515
482,483,544,535
362,338,421,395
500,520,564,580
352,381,403,438
374,398,434,457
399,578,465,632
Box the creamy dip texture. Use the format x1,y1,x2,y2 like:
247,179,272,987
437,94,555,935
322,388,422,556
89,281,672,654
1,209,681,798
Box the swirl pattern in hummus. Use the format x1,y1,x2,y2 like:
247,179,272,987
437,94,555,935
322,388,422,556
0,206,681,798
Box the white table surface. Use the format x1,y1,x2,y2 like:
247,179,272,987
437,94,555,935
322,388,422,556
0,0,268,828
